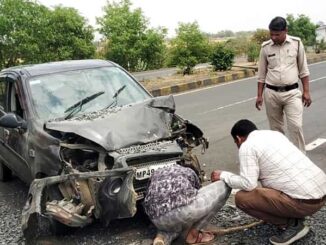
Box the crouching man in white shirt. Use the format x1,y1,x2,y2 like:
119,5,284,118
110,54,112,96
211,119,326,245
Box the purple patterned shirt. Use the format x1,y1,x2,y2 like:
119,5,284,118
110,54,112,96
143,164,200,219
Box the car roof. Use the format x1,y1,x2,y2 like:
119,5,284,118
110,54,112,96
1,59,117,77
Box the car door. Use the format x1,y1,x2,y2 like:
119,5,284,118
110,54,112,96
0,74,32,183
0,76,7,160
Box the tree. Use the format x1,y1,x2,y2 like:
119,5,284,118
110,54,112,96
0,0,47,68
0,0,95,69
251,29,270,45
247,42,260,63
286,14,317,46
315,39,326,53
139,28,167,70
44,6,95,61
245,29,270,63
210,43,235,71
167,22,210,74
97,0,166,71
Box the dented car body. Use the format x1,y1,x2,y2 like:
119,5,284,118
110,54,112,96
0,60,208,237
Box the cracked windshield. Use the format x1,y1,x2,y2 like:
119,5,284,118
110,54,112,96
29,67,150,120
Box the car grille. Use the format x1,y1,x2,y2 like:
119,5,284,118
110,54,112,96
116,141,175,155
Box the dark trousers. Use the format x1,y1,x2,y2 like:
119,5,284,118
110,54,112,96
235,187,326,226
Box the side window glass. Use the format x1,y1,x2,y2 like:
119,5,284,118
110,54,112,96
8,82,24,119
0,77,6,111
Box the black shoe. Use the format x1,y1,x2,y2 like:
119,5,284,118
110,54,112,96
269,219,310,245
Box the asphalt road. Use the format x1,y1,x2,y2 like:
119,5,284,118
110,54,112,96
0,61,325,244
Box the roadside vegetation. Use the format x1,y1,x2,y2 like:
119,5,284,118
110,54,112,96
97,0,166,71
166,22,210,75
0,0,95,69
211,44,235,71
0,0,324,72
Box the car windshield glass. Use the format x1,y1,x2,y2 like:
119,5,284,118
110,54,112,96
28,66,150,120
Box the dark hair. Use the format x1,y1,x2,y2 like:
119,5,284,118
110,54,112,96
231,119,258,140
269,16,287,31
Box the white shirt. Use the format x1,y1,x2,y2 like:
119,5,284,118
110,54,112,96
220,130,326,199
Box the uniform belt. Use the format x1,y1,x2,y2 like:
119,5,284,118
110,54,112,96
297,196,326,205
266,83,298,92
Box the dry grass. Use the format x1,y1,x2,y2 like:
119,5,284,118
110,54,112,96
140,66,251,91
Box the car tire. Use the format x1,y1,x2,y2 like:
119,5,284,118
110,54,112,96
0,161,12,182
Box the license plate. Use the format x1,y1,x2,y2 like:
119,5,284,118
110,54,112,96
135,161,176,180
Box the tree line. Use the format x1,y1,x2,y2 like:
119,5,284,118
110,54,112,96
0,0,322,73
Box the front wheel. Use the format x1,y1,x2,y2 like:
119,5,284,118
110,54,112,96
0,161,12,182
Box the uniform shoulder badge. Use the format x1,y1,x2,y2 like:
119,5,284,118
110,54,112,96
289,35,301,41
261,40,272,47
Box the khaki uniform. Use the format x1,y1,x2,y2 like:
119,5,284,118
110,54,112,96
257,35,310,152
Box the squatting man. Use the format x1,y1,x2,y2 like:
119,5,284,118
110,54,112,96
212,119,326,245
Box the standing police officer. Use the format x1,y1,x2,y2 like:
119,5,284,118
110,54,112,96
255,16,311,153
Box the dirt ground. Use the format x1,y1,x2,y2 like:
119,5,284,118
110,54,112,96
140,66,252,91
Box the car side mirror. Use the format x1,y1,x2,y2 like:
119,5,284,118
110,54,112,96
0,113,27,130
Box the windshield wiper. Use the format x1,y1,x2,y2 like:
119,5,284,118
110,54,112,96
104,85,126,110
64,91,105,119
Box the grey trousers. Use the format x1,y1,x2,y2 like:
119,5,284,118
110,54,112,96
264,88,306,153
151,181,231,244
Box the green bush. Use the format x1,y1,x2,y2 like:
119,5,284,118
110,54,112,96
167,22,210,75
247,42,260,62
315,39,326,53
210,44,235,71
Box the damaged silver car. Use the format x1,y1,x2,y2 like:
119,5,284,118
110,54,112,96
0,60,208,238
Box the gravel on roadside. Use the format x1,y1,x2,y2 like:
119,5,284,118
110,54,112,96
210,203,326,245
1,180,325,245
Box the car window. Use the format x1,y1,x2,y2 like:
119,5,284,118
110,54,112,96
28,67,150,120
8,82,24,118
0,77,6,111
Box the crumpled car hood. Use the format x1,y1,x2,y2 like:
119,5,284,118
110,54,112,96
45,95,176,151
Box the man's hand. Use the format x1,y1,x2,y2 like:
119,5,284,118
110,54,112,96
255,96,263,110
211,170,222,182
302,92,312,107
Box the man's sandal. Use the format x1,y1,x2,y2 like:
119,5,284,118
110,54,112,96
185,231,217,245
153,234,166,245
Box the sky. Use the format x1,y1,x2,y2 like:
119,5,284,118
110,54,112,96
38,0,325,37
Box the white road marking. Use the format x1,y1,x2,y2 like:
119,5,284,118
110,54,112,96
305,138,326,151
310,76,326,83
199,97,256,115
